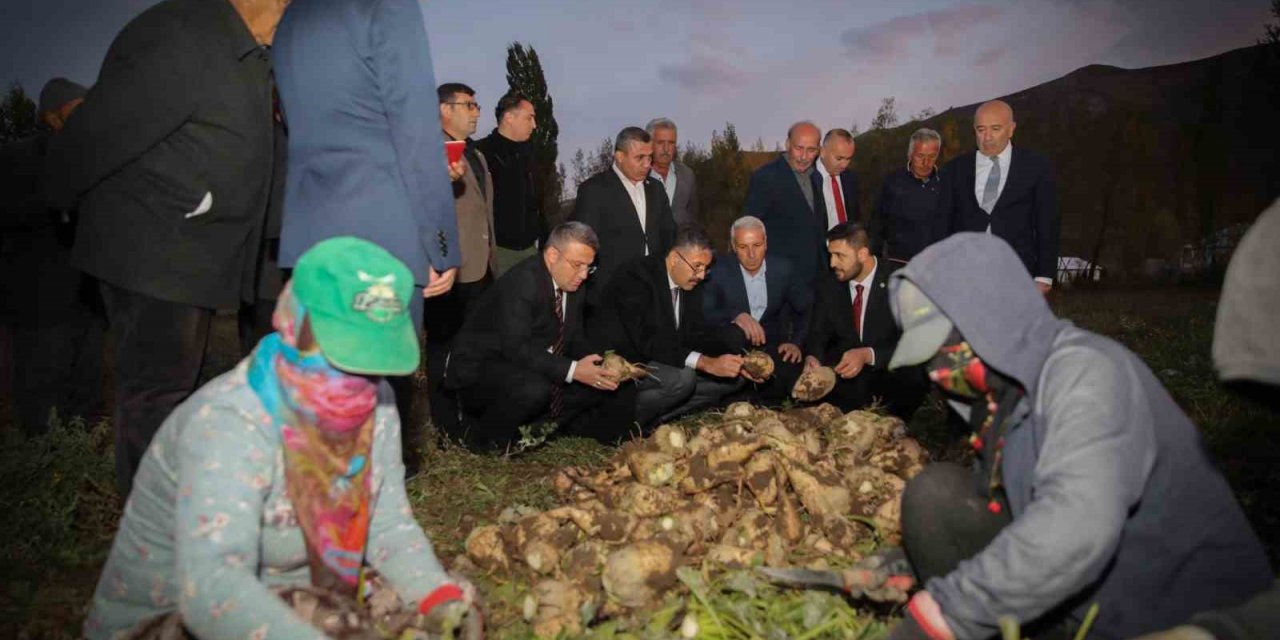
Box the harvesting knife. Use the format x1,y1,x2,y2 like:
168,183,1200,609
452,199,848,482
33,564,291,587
757,566,914,602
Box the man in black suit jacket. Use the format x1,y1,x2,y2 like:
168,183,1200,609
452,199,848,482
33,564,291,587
803,223,927,418
743,121,827,285
703,216,812,404
570,126,677,310
941,100,1059,293
43,0,287,496
592,224,752,429
814,128,861,232
447,222,623,448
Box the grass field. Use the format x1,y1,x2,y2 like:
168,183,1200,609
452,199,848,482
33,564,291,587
0,286,1274,639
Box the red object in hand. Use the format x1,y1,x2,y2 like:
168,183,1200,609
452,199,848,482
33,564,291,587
418,583,464,614
445,140,466,165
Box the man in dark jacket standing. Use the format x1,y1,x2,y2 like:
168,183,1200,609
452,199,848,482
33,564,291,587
743,121,827,286
44,0,287,496
874,233,1270,640
940,100,1059,293
870,128,947,264
477,90,543,278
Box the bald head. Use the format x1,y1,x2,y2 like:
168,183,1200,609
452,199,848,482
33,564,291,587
974,100,1016,157
785,121,821,172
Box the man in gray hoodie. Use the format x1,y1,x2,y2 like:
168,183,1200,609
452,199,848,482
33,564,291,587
876,233,1270,640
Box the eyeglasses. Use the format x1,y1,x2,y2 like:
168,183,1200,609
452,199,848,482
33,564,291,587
564,258,597,276
675,251,709,275
446,101,481,113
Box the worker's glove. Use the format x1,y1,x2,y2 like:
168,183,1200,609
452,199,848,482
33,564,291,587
843,547,916,603
886,592,954,640
417,577,484,639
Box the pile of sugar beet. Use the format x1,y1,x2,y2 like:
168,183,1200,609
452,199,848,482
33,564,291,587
456,402,928,638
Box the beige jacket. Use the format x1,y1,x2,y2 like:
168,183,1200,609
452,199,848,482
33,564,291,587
452,146,496,283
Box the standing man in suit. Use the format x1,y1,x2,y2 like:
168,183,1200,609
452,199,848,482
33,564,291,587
273,0,464,476
942,100,1059,293
477,90,543,277
447,222,620,449
593,224,753,429
815,128,861,231
570,126,677,310
703,216,812,404
646,118,699,226
870,127,946,264
803,223,926,418
44,0,288,495
743,121,826,285
423,82,496,440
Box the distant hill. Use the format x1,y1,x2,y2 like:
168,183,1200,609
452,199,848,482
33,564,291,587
832,44,1280,279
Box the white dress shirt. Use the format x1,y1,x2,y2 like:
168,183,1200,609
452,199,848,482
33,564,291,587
668,273,702,369
546,284,576,382
650,165,678,208
973,143,1052,286
974,142,1013,213
613,163,649,255
815,161,846,231
741,261,768,320
848,257,878,365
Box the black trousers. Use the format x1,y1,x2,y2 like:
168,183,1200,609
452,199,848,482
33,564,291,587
825,363,929,419
421,275,491,439
100,282,212,497
454,359,623,448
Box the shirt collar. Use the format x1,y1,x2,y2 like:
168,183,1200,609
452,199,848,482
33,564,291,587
852,256,878,287
978,142,1013,167
613,163,644,189
206,0,266,61
666,272,680,292
740,259,767,280
816,160,834,179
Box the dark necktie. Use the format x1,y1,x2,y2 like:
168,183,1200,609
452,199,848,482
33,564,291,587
830,175,847,223
852,283,864,340
671,287,681,329
551,289,565,418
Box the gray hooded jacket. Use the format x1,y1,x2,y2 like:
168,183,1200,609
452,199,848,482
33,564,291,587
892,234,1271,639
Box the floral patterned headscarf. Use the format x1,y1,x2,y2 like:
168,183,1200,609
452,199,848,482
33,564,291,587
925,329,1023,514
248,282,379,588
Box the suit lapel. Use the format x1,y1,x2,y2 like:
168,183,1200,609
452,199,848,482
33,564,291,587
643,178,662,253
763,259,782,317
609,171,647,244
652,257,679,332
994,146,1023,214
862,262,893,344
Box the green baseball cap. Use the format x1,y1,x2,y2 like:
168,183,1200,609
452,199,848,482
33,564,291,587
291,236,419,376
888,278,954,370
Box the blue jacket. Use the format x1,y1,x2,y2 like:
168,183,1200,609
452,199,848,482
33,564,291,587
894,234,1271,639
273,0,459,282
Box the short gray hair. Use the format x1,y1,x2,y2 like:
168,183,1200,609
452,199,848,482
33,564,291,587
614,126,651,153
547,221,599,252
730,216,766,243
906,128,942,161
645,117,677,135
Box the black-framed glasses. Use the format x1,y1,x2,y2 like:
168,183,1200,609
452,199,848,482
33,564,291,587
675,250,708,275
446,101,481,112
565,258,597,276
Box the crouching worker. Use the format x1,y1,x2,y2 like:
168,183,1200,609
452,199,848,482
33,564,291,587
446,222,624,449
867,233,1272,640
84,238,480,640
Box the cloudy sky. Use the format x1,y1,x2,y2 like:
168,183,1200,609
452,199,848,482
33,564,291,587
1,0,1270,174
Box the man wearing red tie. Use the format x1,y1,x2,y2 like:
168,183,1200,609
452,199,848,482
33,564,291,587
815,128,861,230
801,222,926,418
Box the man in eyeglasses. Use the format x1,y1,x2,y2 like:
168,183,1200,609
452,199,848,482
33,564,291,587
591,223,754,431
423,82,497,445
446,222,620,449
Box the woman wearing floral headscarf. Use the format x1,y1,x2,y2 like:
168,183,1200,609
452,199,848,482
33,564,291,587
85,237,480,639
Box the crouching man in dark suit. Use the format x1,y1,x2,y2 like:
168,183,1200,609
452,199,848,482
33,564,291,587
446,222,621,449
803,222,927,418
593,224,754,429
702,215,812,404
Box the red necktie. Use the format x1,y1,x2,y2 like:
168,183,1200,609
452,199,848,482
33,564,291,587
852,283,864,339
831,175,847,223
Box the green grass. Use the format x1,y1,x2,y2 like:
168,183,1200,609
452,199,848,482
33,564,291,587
0,286,1275,638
